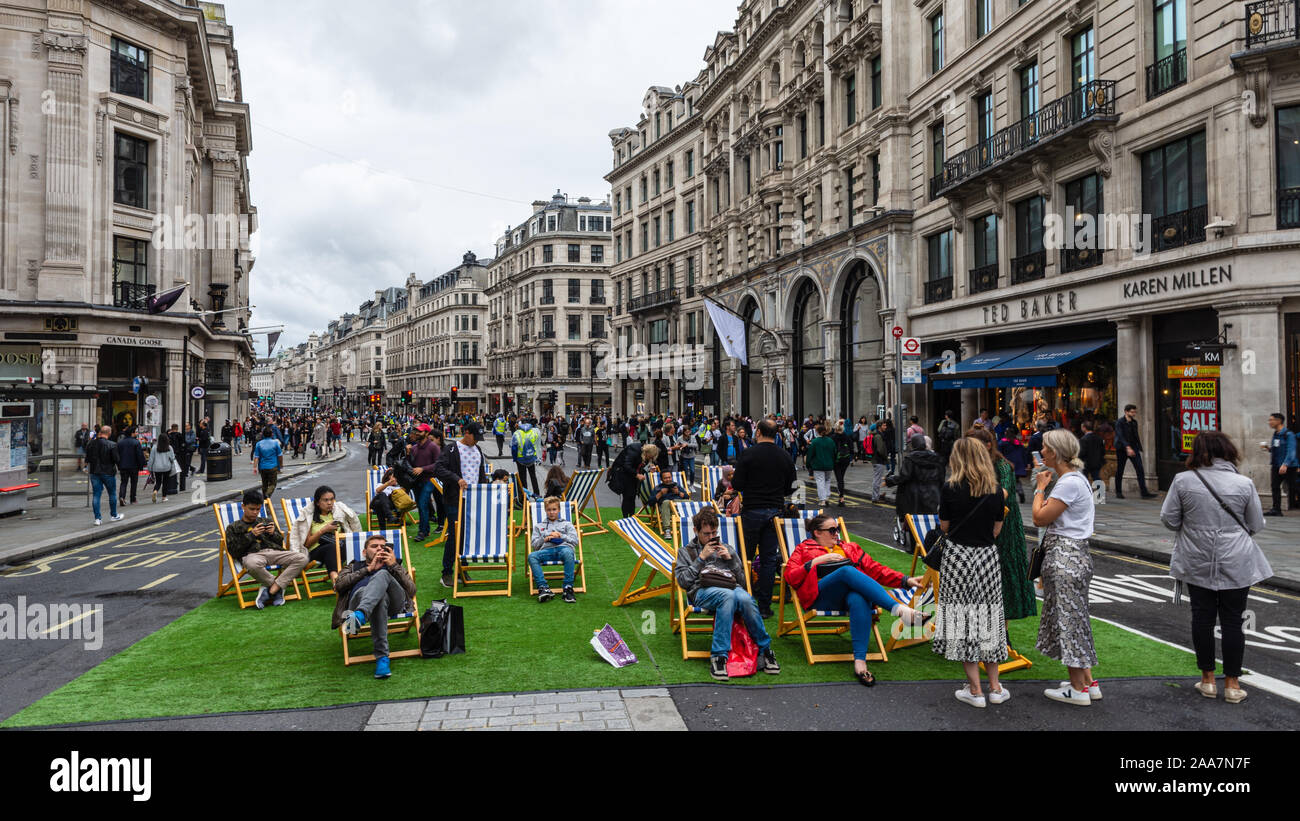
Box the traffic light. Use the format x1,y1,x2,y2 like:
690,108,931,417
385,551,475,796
450,386,459,405
401,390,412,404
310,385,319,405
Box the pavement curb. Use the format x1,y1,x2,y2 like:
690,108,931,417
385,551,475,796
0,448,349,568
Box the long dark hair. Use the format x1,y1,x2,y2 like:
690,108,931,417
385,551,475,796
154,431,171,453
1185,430,1239,469
312,485,335,524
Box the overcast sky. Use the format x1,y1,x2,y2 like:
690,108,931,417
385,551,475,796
226,0,739,353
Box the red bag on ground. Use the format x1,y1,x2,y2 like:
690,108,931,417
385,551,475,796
726,621,758,678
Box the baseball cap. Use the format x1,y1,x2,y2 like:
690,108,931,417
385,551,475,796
416,423,432,433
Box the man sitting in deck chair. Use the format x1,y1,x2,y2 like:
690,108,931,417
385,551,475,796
672,506,780,682
650,469,690,540
225,489,306,610
334,534,417,680
529,496,579,604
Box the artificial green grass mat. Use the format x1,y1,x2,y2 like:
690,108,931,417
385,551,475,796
4,507,1198,726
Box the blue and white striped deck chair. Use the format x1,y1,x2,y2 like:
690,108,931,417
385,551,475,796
280,496,336,599
454,483,514,598
365,466,433,540
609,517,676,608
699,466,726,504
337,529,421,665
522,499,587,595
774,515,887,664
906,513,941,577
563,468,607,536
213,500,302,609
635,470,692,532
669,509,752,660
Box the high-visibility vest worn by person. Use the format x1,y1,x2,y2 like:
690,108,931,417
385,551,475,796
494,418,506,436
512,426,540,465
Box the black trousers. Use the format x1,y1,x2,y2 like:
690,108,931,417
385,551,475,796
596,442,610,467
516,463,539,502
621,486,640,519
371,493,398,531
495,435,505,457
367,445,384,466
1269,466,1298,511
1115,450,1149,494
580,443,593,467
833,461,849,497
1188,583,1249,677
118,468,138,503
309,533,340,575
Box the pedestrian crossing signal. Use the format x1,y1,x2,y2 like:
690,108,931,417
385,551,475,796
401,391,412,404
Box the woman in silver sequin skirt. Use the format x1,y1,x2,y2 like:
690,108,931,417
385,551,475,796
1032,429,1100,706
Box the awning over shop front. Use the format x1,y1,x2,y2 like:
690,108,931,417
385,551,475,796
931,377,987,390
930,339,1112,389
930,345,1037,389
993,339,1113,373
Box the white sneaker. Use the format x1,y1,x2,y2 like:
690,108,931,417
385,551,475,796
988,686,1011,704
1044,685,1091,706
1059,680,1102,700
955,685,986,708
110,514,124,522
94,518,101,526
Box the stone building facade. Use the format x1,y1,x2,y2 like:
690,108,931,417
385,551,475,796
485,191,613,417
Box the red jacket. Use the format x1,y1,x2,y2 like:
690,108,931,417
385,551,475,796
784,537,904,611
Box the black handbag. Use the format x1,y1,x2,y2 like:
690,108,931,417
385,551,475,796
1027,540,1047,580
420,599,466,658
922,493,992,571
815,558,853,577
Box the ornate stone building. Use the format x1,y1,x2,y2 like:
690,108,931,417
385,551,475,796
485,191,613,416
314,287,401,410
0,1,256,449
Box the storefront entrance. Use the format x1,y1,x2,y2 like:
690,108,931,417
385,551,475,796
1153,310,1219,490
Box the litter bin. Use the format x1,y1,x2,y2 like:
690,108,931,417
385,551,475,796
206,442,232,482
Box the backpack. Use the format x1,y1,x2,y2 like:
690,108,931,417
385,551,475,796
864,434,875,456
835,436,854,463
419,599,465,658
938,419,958,442
517,430,537,462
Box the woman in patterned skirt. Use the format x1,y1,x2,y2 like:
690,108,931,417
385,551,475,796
932,437,1009,708
1032,428,1100,706
966,427,1038,622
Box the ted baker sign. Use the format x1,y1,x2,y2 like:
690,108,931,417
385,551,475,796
983,290,1079,325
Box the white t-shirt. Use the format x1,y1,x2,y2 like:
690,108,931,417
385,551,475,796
1046,470,1094,539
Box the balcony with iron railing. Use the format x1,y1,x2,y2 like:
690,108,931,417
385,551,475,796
1011,250,1047,284
112,280,156,310
539,330,557,339
929,80,1118,201
1146,48,1186,100
589,295,606,304
628,288,680,314
1279,187,1300,229
1145,204,1208,252
1061,247,1104,273
452,358,476,366
924,276,953,305
540,370,554,379
1245,0,1299,47
968,263,1000,295
540,295,556,305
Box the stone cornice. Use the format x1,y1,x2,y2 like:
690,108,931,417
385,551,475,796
605,111,703,183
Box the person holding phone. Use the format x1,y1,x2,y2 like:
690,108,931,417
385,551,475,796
651,469,690,539
334,534,417,679
290,485,363,584
224,490,305,609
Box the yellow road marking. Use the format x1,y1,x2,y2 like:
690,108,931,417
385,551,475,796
42,608,97,634
138,573,178,590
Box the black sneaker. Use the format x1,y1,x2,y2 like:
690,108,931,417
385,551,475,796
562,586,576,603
757,607,774,620
537,588,554,603
759,648,780,674
1263,510,1282,517
710,654,729,681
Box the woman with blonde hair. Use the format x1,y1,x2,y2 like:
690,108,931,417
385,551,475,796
1032,427,1100,706
932,436,1008,707
367,422,386,468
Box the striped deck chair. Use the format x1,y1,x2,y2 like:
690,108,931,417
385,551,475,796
608,517,676,607
669,509,752,660
214,500,302,609
453,483,514,598
337,529,421,665
280,497,335,599
522,499,587,595
774,515,887,665
699,466,726,504
365,466,435,540
563,468,607,536
904,512,1031,671
635,470,692,532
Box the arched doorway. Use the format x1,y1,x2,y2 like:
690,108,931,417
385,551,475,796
740,298,762,418
840,261,885,421
792,279,825,419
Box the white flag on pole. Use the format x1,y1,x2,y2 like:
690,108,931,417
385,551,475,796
704,299,747,366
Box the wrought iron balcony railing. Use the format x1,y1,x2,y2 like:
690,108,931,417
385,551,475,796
924,276,953,305
112,280,156,310
1246,0,1299,47
1146,48,1186,100
1146,204,1208,252
968,263,1000,294
1061,247,1104,273
1279,187,1300,229
1011,250,1047,284
628,288,680,314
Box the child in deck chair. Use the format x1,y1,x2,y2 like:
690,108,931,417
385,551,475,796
529,496,579,604
651,470,689,539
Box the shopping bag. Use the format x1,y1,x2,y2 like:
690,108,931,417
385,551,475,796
726,621,758,678
390,487,416,514
591,623,637,667
419,599,466,658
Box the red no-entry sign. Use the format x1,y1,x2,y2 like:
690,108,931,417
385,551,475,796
891,326,904,339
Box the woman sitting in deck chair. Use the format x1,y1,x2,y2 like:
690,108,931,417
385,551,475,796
784,513,930,687
289,485,363,584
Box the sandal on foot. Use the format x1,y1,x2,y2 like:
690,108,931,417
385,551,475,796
855,668,876,687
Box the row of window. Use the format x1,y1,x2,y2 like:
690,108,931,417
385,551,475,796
616,149,697,215
613,255,698,304
493,350,603,380
616,201,698,261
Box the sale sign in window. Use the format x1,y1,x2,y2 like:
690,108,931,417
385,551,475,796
1179,379,1219,453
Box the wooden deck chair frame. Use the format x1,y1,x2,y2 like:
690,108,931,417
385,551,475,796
453,483,514,598
635,470,692,532
522,499,587,595
775,516,887,665
365,466,442,544
562,468,608,536
337,529,421,666
280,497,337,599
902,512,1032,672
669,508,752,660
699,466,726,505
214,500,303,609
608,517,677,607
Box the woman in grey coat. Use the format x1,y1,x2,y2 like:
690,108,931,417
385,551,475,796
1160,431,1271,705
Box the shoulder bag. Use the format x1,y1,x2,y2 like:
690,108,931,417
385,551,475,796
1190,468,1254,537
1027,471,1083,579
923,491,992,571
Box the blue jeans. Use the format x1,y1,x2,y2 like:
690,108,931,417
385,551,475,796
708,450,720,467
679,456,695,485
693,586,772,657
813,566,898,661
90,473,118,520
741,507,782,607
528,545,576,589
416,479,436,536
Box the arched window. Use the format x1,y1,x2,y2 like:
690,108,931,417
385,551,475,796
794,42,806,69
839,261,884,420
837,0,853,21
792,279,824,418
739,297,763,417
